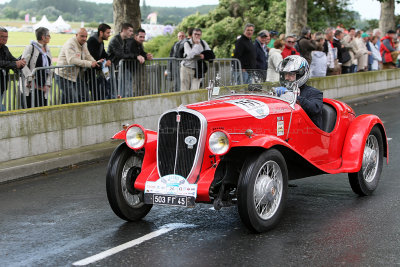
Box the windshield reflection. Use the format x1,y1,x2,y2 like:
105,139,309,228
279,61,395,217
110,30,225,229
207,81,297,108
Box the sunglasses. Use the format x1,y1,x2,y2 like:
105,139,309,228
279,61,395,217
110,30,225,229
287,41,295,44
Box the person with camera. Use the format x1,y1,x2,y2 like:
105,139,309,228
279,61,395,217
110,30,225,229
87,23,112,100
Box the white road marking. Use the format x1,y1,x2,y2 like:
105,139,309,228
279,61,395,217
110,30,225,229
72,223,196,266
387,138,392,141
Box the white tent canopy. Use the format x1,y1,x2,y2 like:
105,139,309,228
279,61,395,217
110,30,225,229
52,16,71,33
33,15,55,32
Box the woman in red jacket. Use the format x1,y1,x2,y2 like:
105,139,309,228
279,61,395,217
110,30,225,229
380,30,397,69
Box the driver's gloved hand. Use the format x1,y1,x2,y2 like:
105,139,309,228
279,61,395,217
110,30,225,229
274,87,287,96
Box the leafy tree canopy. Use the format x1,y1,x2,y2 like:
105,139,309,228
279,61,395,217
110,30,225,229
152,0,359,58
0,0,215,25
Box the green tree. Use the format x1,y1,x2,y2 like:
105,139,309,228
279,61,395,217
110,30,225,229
2,6,19,19
307,0,357,31
164,0,358,57
38,6,61,21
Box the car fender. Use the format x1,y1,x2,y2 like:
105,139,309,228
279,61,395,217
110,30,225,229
341,114,389,173
142,130,158,165
112,129,157,151
233,135,292,150
112,129,126,140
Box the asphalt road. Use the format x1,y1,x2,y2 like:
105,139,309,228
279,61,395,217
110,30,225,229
1,93,399,267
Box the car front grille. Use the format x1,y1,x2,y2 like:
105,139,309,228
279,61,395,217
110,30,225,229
158,111,202,178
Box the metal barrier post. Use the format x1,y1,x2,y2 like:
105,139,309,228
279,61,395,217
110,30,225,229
0,69,6,111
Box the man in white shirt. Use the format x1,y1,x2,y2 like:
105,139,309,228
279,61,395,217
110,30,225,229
180,28,211,91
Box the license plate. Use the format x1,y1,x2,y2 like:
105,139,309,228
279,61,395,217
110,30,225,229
144,193,195,207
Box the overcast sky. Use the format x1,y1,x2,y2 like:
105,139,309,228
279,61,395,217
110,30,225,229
0,0,398,20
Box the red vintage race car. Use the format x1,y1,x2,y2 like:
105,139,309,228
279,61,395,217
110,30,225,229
106,83,389,233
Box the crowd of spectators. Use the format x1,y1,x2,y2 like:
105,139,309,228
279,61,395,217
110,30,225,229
1,22,400,110
0,23,156,107
232,23,400,84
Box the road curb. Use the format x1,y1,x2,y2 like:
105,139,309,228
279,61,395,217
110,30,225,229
338,87,400,104
0,140,121,184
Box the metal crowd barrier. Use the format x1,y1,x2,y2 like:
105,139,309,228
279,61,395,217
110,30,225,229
1,68,23,111
1,65,118,110
1,58,246,111
118,58,244,96
53,64,117,104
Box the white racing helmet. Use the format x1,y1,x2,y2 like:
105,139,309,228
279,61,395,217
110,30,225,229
278,55,310,88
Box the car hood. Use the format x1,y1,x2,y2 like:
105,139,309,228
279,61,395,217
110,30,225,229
186,95,293,122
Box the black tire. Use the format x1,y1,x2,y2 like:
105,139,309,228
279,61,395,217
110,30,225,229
106,143,152,221
237,149,288,233
348,126,384,196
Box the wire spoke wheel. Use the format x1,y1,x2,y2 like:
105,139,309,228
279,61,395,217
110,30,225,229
253,161,283,220
121,155,144,208
106,144,152,221
348,126,384,196
362,135,379,183
238,149,288,233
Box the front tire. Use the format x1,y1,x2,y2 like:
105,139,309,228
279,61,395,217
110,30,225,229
348,126,384,196
106,144,152,221
237,149,288,233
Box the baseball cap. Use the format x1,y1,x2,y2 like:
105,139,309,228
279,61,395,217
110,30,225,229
270,30,279,36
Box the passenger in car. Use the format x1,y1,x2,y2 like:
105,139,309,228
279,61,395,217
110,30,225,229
275,55,323,128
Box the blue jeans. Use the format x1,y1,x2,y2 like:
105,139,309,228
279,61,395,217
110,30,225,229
233,71,252,85
0,92,6,111
117,69,133,98
242,71,252,84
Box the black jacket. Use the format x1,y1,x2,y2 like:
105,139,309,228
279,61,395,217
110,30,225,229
254,39,268,70
195,49,216,79
130,39,147,59
298,37,317,64
332,38,351,64
233,34,257,70
0,45,17,70
323,39,330,55
0,45,18,94
87,34,109,61
107,34,135,67
297,84,323,128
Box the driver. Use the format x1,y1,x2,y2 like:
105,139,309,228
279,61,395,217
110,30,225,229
275,55,323,128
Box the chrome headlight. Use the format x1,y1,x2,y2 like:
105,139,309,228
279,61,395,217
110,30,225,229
126,125,146,150
208,131,231,155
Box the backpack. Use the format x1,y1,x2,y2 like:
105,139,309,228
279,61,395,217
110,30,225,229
175,39,206,58
294,37,304,56
294,41,300,54
17,44,34,65
174,40,185,58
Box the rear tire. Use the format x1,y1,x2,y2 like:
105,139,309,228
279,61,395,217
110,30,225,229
237,149,288,233
348,126,383,196
106,144,152,221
